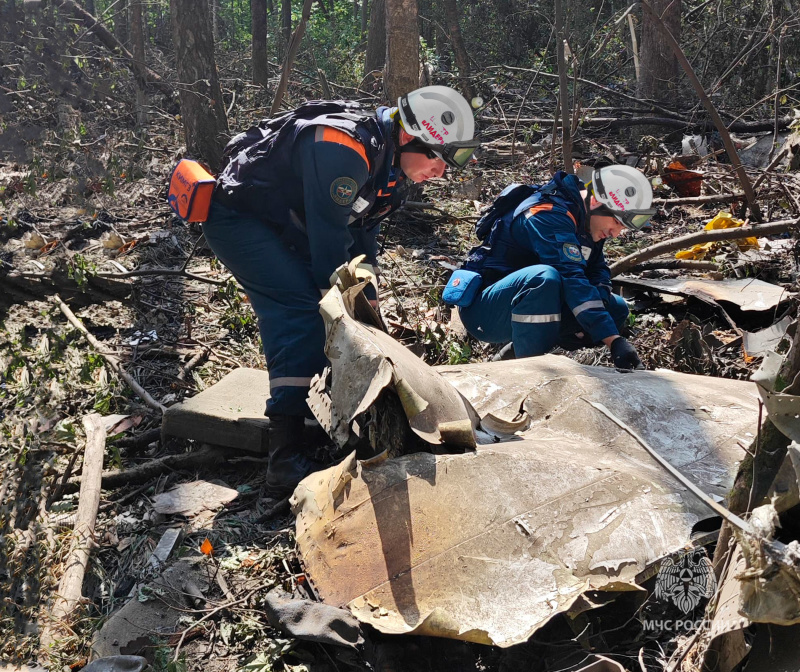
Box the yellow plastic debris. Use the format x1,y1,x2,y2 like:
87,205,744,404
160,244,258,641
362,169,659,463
675,211,759,260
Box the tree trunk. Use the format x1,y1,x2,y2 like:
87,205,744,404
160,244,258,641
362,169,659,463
281,0,292,54
251,0,269,87
385,0,418,102
114,0,128,48
84,0,95,15
210,0,219,41
170,0,228,172
555,0,572,173
271,0,314,115
638,0,680,101
360,0,368,36
442,0,473,101
38,414,106,649
364,0,386,77
130,0,148,128
418,0,433,50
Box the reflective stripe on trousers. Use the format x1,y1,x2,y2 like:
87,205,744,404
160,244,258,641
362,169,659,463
511,313,561,324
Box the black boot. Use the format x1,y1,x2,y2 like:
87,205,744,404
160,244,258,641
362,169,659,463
264,415,317,499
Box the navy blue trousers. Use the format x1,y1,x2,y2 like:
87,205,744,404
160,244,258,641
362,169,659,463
202,202,326,417
459,265,629,357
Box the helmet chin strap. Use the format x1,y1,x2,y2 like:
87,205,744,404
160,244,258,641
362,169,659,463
584,192,595,218
391,120,404,169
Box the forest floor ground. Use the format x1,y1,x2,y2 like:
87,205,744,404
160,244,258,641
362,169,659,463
2,51,800,671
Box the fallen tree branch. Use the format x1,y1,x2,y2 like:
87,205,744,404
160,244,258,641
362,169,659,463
65,445,228,492
609,217,800,276
626,260,718,273
654,192,748,206
40,414,105,654
171,581,273,663
52,294,166,414
488,64,681,118
480,115,794,133
95,266,226,285
753,149,789,190
177,347,211,382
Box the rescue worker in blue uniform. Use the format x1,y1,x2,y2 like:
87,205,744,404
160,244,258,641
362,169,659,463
457,165,655,368
202,86,479,497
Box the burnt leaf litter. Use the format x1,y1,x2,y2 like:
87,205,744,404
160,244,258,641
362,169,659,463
2,17,800,672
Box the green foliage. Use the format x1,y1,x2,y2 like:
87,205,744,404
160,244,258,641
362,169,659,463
152,641,187,672
216,279,258,338
68,254,97,289
447,339,472,365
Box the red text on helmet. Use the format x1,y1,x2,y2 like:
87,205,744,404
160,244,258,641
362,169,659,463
422,118,445,144
609,190,629,210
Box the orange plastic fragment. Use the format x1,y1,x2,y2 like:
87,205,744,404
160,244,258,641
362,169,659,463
200,538,213,555
116,239,138,255
38,240,59,256
663,160,703,197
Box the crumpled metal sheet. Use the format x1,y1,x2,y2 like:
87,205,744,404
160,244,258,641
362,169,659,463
440,358,754,495
752,350,800,443
294,355,758,647
743,315,793,357
735,504,800,626
313,287,477,449
616,276,794,312
699,545,751,672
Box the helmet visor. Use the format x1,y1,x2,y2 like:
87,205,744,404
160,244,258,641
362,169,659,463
408,138,480,169
616,209,656,231
445,142,480,168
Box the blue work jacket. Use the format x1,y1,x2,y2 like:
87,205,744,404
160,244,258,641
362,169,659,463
478,172,617,342
217,107,404,290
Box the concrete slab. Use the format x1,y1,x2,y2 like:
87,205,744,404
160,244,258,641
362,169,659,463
161,368,271,453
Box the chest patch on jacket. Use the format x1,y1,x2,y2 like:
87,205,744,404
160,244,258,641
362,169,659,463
562,243,582,262
331,177,357,205
581,245,593,260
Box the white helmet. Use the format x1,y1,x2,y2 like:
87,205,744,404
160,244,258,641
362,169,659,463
589,165,655,230
397,86,478,169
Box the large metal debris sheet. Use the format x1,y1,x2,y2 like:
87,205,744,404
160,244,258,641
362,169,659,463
616,276,794,311
294,355,758,647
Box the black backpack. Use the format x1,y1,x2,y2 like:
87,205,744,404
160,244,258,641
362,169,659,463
219,100,381,184
473,183,540,241
463,183,546,271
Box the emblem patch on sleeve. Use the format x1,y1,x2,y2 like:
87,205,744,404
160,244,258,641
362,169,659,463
330,177,358,206
562,243,583,262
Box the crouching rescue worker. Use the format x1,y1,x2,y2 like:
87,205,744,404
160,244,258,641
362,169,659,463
444,165,654,369
203,86,479,497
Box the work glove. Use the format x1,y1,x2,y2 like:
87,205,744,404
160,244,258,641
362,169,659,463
610,337,644,370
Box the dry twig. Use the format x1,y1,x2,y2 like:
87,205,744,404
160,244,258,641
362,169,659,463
52,294,166,414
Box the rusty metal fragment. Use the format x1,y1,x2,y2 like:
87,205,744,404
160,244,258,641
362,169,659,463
294,354,758,647
313,287,476,451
